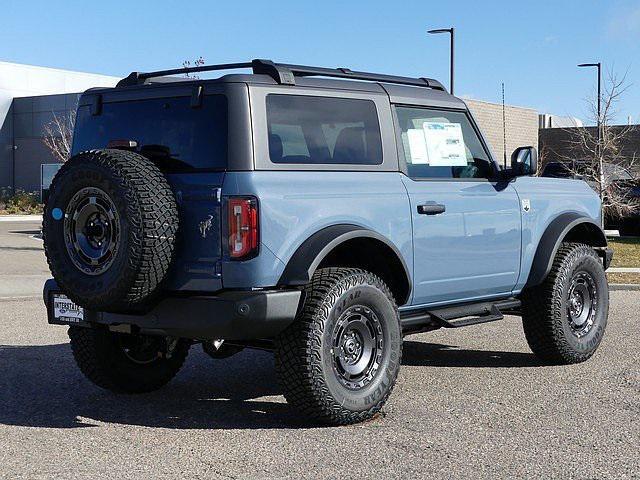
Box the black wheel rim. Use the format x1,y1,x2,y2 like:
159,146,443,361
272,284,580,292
567,271,598,338
64,187,120,276
117,334,163,365
331,305,384,390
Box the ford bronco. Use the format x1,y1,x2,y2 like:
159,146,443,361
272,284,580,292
42,59,613,425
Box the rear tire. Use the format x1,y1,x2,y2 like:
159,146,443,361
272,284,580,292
275,268,402,425
68,327,190,393
521,243,609,364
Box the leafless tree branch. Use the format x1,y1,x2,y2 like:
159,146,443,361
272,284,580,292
182,56,205,79
42,110,76,163
560,69,639,222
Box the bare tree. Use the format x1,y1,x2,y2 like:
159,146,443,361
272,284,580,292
42,110,76,163
182,56,205,79
563,70,639,223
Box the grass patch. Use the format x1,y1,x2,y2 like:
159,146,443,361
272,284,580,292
607,272,640,285
607,237,640,268
0,190,43,215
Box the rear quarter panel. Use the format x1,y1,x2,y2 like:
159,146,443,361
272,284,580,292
511,176,602,292
221,171,413,294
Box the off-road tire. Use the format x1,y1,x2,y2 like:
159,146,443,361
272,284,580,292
521,243,609,364
68,326,190,393
275,268,402,425
43,149,179,312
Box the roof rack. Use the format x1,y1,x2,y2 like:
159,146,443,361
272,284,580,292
116,59,447,92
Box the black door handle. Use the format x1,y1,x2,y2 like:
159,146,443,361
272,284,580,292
417,203,446,215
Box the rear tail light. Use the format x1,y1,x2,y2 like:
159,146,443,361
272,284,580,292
227,197,259,260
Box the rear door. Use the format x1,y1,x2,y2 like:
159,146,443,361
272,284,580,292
73,87,232,291
394,106,522,305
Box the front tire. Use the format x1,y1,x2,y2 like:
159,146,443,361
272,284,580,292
275,268,402,425
521,243,609,364
68,327,190,393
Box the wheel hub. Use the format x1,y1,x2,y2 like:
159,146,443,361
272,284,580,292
567,271,597,337
331,305,384,390
64,187,120,276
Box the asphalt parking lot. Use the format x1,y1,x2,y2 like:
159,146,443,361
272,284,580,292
0,219,638,479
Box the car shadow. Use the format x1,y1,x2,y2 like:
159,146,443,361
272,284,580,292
0,339,542,430
8,229,41,235
402,340,543,368
0,343,304,430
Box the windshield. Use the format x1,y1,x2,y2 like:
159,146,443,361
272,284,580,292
72,94,228,171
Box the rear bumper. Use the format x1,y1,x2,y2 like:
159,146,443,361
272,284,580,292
43,279,302,340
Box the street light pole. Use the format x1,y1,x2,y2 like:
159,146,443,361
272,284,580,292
578,62,603,224
428,27,455,95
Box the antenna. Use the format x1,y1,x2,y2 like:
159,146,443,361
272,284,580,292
502,82,507,169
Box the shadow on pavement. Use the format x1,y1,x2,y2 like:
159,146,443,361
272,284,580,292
8,230,41,235
0,246,43,252
0,339,542,430
0,343,303,430
402,340,543,368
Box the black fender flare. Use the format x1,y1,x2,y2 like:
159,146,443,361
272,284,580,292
278,224,412,296
525,213,607,287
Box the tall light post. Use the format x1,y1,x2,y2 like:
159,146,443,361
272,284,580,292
578,62,603,215
428,27,455,95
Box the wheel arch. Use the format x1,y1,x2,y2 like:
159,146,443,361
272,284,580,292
525,213,607,288
278,224,412,305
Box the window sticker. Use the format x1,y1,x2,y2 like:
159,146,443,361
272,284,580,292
422,122,467,167
405,129,429,164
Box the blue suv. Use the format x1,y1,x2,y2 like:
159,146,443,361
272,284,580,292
43,60,613,425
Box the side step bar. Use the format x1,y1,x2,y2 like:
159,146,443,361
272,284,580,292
400,298,521,334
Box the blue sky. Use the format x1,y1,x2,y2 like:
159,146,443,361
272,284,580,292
1,0,639,124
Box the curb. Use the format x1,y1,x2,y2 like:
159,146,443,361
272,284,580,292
0,295,41,302
609,283,640,291
0,215,43,222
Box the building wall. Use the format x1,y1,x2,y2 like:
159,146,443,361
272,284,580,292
539,126,640,175
0,61,119,193
466,99,539,169
12,94,80,193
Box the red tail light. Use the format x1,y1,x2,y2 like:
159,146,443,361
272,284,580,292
227,197,259,259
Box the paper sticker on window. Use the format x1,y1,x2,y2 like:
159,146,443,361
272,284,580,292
406,129,429,164
422,122,467,167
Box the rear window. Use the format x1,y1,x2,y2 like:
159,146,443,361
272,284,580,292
266,95,382,165
72,94,227,171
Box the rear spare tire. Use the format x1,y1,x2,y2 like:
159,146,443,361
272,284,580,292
43,149,179,312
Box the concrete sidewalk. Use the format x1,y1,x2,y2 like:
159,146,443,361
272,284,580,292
0,219,48,299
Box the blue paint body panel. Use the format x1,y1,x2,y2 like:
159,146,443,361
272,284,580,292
220,171,414,291
215,171,601,309
402,178,521,305
509,176,602,293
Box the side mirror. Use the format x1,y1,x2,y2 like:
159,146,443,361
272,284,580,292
511,146,538,176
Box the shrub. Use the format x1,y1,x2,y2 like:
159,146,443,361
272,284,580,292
0,189,43,215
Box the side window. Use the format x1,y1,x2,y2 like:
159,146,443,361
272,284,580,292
266,95,383,165
394,106,494,179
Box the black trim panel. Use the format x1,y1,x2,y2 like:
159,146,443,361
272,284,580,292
525,213,606,287
278,224,412,302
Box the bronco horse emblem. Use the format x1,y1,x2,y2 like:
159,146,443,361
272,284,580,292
199,215,214,239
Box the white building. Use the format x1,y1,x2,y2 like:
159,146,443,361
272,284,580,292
0,61,119,194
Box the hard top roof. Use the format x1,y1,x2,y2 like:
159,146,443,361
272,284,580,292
85,59,466,110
